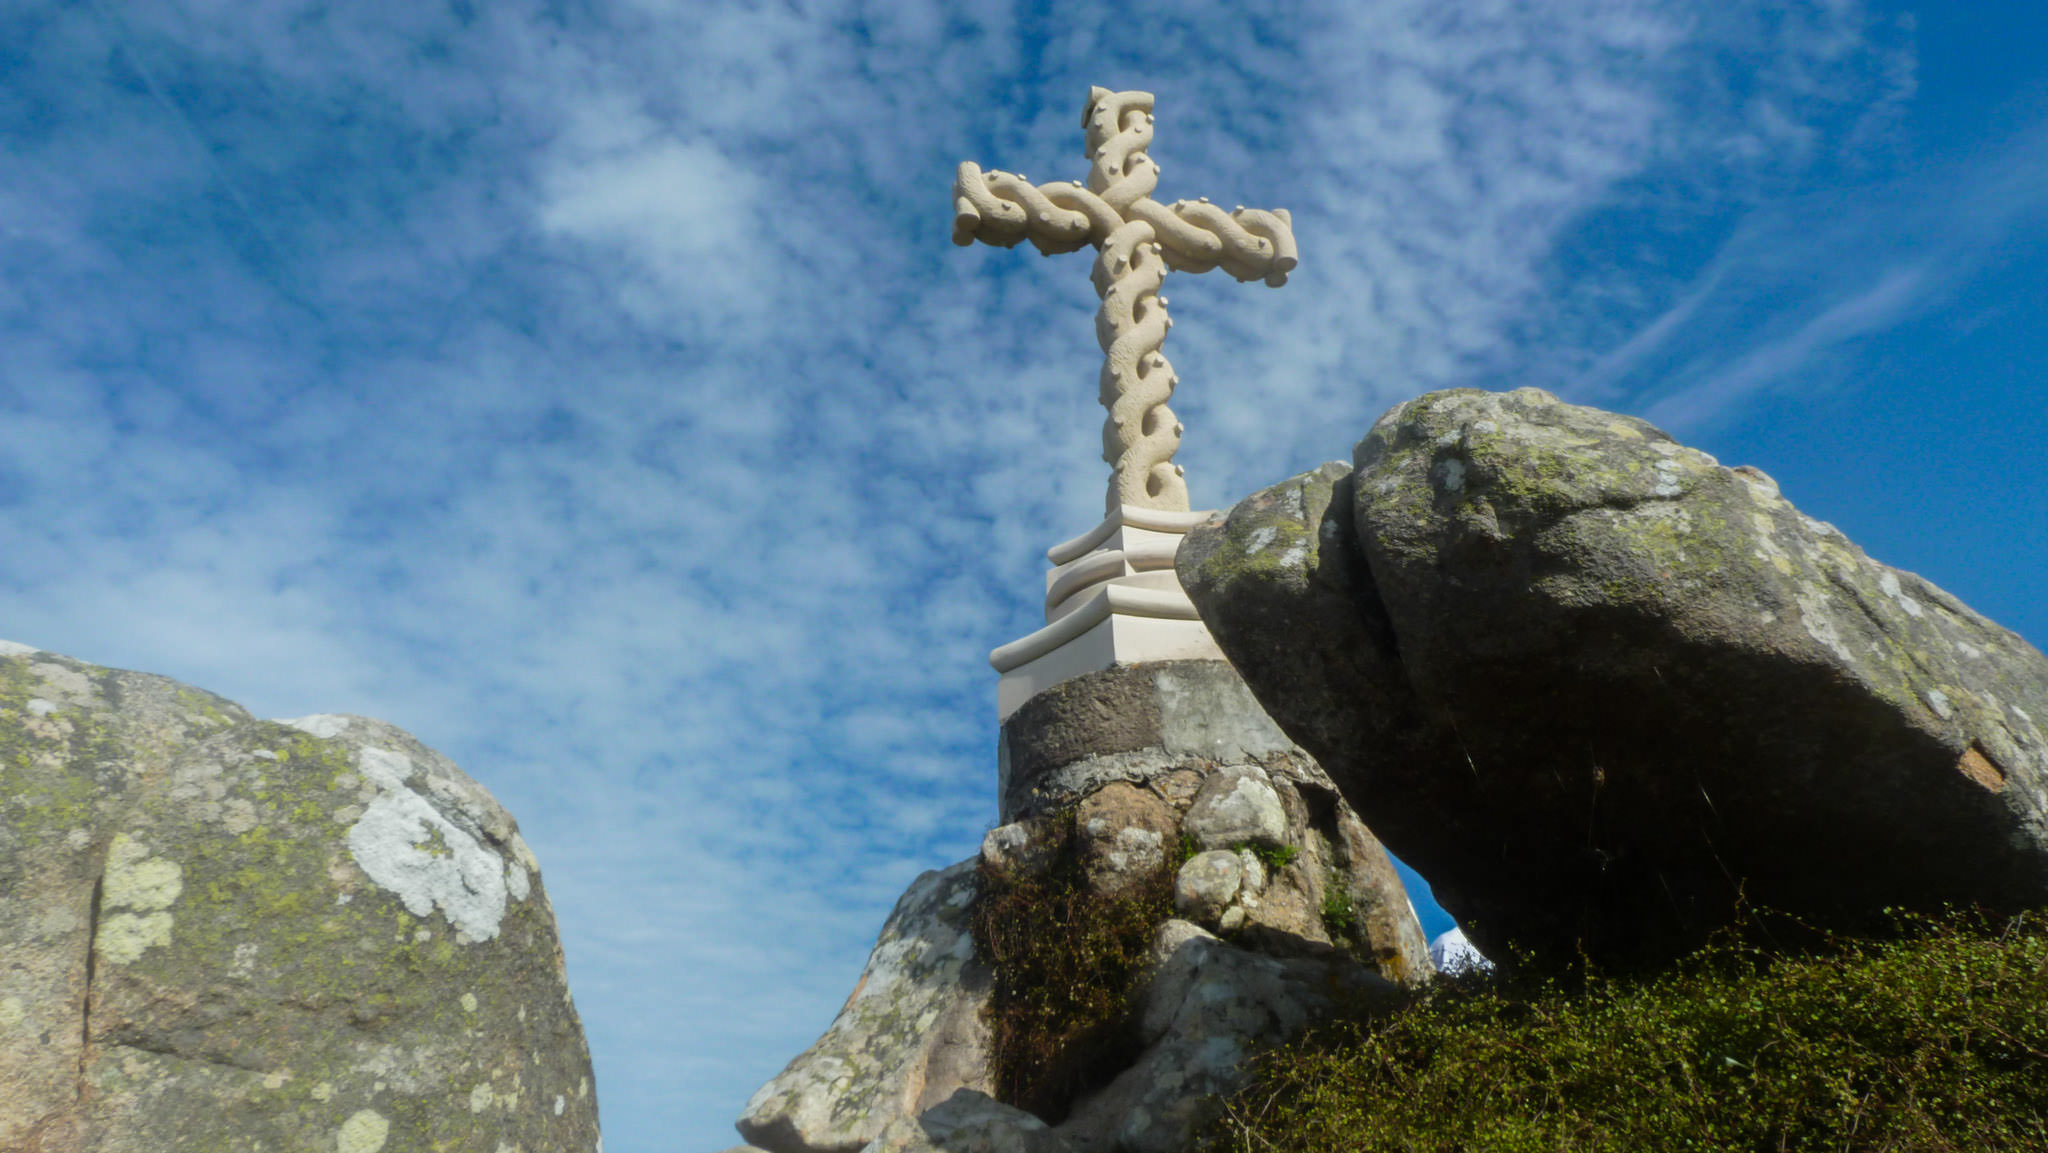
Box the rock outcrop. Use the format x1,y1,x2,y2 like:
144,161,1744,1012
1056,918,1402,1153
0,641,599,1151
736,860,994,1153
737,661,1431,1153
1179,388,2048,971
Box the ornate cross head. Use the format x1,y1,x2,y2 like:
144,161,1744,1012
954,87,1298,513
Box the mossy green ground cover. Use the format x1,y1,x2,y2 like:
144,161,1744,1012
1205,910,2048,1152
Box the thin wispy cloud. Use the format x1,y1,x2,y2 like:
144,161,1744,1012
3,3,2041,1151
1565,114,2048,431
1646,264,1928,427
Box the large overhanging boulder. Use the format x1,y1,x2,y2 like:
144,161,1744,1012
1178,388,2048,971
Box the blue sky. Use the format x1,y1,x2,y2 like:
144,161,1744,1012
1,2,2043,1150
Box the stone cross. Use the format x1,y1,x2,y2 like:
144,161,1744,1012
953,87,1298,514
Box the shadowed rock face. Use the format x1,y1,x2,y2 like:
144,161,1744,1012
0,642,599,1152
1179,388,2048,972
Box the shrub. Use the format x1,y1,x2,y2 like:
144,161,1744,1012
969,811,1175,1122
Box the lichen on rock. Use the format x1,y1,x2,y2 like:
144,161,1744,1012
0,644,599,1152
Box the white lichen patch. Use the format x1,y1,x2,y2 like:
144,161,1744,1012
1749,513,1798,575
470,1082,495,1113
0,996,25,1030
103,834,183,910
277,714,353,739
357,746,416,790
1926,689,1955,720
346,775,509,942
26,698,57,716
1245,526,1276,553
222,798,258,835
1793,585,1858,666
1436,458,1467,492
461,992,478,1013
337,1109,390,1153
0,639,40,657
506,857,531,902
1799,514,1845,541
96,912,175,965
95,833,184,965
1877,572,1926,619
1277,481,1307,522
29,662,92,699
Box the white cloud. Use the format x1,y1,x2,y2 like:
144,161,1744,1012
542,137,762,288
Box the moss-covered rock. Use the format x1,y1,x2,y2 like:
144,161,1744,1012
1180,388,2048,972
0,641,598,1152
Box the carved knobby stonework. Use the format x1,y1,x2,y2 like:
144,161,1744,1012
954,87,1298,514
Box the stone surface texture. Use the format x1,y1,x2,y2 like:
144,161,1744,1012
0,642,598,1152
738,860,993,1153
1056,920,1402,1153
1074,783,1178,896
1182,766,1288,850
861,1090,1073,1153
1179,387,2048,970
743,660,1431,1153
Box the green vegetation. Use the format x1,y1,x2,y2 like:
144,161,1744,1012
1204,908,2048,1152
969,812,1176,1123
1240,841,1299,872
1320,887,1356,938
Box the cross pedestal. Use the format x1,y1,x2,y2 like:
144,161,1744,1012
989,503,1223,720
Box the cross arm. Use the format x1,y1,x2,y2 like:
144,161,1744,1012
953,163,1113,254
953,162,1298,286
1124,199,1297,286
